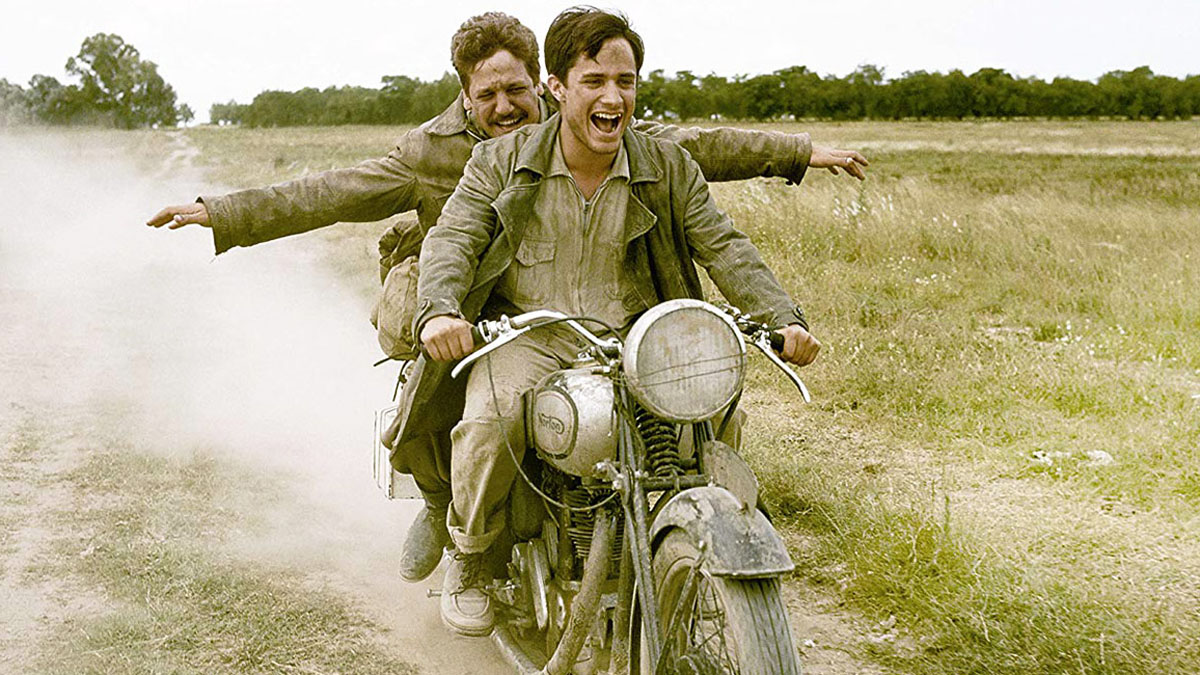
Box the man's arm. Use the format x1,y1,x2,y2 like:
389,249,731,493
414,143,503,360
147,135,422,255
671,148,820,366
632,119,867,184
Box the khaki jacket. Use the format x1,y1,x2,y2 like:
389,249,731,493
200,93,812,263
390,115,806,448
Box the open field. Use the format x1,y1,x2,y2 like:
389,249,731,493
4,118,1198,673
185,119,1200,673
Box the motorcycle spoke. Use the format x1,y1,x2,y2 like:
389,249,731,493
662,567,740,674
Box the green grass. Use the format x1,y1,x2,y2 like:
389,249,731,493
168,120,1200,674
719,134,1200,672
35,445,415,675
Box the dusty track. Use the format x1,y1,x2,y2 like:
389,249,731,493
0,129,879,674
0,130,504,674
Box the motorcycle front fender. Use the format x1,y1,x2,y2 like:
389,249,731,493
649,486,794,578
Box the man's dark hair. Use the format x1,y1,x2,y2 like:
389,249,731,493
544,6,645,82
450,12,541,89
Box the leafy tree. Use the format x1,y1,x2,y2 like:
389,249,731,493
398,72,459,123
969,68,1026,118
65,33,182,128
209,100,248,125
0,78,32,124
25,74,86,124
635,69,669,118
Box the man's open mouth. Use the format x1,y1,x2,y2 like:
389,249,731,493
492,113,526,132
590,111,622,135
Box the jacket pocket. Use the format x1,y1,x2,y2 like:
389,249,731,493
501,237,556,306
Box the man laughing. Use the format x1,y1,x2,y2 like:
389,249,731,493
414,7,820,636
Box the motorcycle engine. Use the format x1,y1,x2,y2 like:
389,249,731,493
525,367,616,477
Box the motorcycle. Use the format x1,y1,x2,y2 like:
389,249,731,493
377,298,810,674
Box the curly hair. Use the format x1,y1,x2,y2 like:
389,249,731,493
544,6,644,82
450,12,541,89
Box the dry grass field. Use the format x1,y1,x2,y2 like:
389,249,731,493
3,119,1195,674
181,118,1200,674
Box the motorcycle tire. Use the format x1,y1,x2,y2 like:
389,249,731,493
640,528,802,675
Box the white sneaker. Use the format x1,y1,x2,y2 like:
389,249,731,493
440,549,493,636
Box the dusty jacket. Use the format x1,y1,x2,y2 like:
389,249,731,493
199,93,812,259
389,115,806,447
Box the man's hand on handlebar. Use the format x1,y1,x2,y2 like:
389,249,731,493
146,202,211,229
779,324,820,367
420,315,477,362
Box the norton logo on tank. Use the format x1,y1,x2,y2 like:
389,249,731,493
529,374,616,471
536,412,566,436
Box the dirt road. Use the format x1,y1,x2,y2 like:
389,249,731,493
0,130,506,673
1,129,882,674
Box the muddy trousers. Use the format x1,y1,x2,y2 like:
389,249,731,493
445,329,747,555
390,432,452,511
448,330,583,555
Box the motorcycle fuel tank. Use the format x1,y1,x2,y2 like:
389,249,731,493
526,368,616,477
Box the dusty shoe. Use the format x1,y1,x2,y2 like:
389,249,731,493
440,550,493,636
398,505,449,582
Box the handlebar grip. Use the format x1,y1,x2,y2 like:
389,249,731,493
769,331,785,352
420,324,488,361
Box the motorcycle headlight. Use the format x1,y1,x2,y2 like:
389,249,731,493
622,299,746,423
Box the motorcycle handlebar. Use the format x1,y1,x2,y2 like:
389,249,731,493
767,331,785,352
419,324,486,362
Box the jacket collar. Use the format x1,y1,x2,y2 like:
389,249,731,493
424,91,554,141
514,113,661,185
423,92,471,137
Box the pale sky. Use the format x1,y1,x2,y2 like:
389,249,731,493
3,0,1198,121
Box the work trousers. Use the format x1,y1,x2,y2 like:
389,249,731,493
444,329,748,555
390,431,452,510
448,328,584,554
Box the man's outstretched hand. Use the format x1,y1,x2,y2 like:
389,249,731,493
809,146,869,180
147,202,210,229
420,315,476,362
778,324,821,367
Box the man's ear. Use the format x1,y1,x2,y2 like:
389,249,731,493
534,81,545,97
546,75,565,103
462,90,472,112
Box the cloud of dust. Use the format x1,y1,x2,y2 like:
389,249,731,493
0,128,406,575
0,129,508,673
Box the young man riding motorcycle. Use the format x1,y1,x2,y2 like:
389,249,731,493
414,7,822,636
145,11,866,594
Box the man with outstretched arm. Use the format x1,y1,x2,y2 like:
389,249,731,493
146,11,862,591
412,7,819,636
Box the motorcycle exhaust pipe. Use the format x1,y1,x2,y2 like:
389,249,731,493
541,512,616,675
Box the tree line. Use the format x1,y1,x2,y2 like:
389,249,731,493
1,34,191,128
210,74,461,126
214,65,1199,128
3,34,1196,128
637,65,1200,121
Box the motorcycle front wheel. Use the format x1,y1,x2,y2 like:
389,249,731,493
639,529,801,675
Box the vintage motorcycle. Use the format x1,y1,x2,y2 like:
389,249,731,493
376,298,811,674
